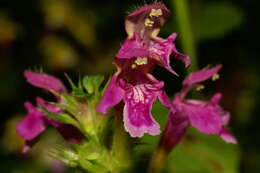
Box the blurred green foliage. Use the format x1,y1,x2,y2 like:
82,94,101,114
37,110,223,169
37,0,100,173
194,1,244,41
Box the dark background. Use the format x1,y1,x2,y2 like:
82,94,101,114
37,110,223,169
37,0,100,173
0,0,259,172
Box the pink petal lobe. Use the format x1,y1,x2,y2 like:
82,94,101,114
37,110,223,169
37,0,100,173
16,102,46,140
24,71,67,93
116,33,148,59
183,65,222,86
149,33,190,76
96,73,124,114
123,83,163,137
219,128,237,144
182,101,223,134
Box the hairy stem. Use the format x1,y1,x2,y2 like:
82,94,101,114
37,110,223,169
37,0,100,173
147,147,169,173
111,104,131,170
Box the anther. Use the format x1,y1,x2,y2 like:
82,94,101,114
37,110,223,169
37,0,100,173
131,64,137,69
196,84,205,91
149,9,163,17
212,74,220,81
135,57,148,65
144,18,154,27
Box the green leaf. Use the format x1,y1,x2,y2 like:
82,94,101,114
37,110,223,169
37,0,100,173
41,107,80,129
83,75,104,94
64,73,86,97
78,142,109,173
194,2,244,41
166,129,240,173
58,93,79,114
64,73,77,90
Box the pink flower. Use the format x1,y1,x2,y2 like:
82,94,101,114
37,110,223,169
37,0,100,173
97,71,170,138
24,71,67,93
117,2,190,75
16,71,83,152
161,66,237,150
97,3,189,138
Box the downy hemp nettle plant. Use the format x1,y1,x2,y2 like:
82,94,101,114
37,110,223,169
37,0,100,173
16,2,237,173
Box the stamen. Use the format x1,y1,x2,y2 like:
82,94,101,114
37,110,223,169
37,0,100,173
212,74,220,81
131,64,137,69
131,57,148,69
135,57,148,65
144,18,154,27
149,9,163,17
196,84,205,91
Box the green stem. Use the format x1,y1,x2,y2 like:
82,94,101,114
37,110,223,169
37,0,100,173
147,147,169,173
171,0,198,71
111,105,131,170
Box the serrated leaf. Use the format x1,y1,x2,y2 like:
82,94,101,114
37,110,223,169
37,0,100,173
194,2,244,41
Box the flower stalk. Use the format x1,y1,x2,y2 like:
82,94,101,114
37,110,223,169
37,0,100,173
147,146,169,173
111,104,132,170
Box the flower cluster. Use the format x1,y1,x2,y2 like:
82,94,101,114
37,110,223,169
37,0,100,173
97,2,236,144
97,2,190,137
160,65,237,151
16,2,236,172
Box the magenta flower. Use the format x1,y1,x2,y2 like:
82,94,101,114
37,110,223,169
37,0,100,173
117,2,191,75
24,71,67,93
161,65,237,150
16,97,60,142
97,3,190,138
97,71,171,137
16,71,83,152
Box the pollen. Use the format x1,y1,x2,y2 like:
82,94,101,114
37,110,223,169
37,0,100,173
144,18,154,27
212,74,220,81
135,57,148,65
131,64,137,69
131,57,148,68
196,84,205,91
149,9,163,17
